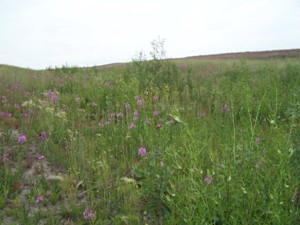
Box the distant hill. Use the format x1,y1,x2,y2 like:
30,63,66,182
174,49,300,60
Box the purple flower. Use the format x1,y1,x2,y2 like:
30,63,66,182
153,110,159,117
138,147,146,156
38,155,45,161
204,177,213,184
5,113,12,119
14,103,20,109
40,131,47,140
137,99,143,106
125,103,131,110
18,134,27,144
110,113,115,119
83,209,96,220
51,95,58,104
128,123,135,129
117,112,123,119
133,110,139,121
35,195,44,203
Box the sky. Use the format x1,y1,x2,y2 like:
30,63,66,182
0,0,299,69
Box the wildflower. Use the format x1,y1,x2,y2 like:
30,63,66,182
204,177,213,184
157,121,163,128
83,209,96,220
38,155,45,161
1,155,9,163
223,104,231,114
125,103,131,110
153,96,159,102
51,95,58,104
5,113,12,119
255,136,260,145
153,110,159,117
134,96,139,100
128,123,135,129
117,112,123,119
137,99,143,106
24,113,29,118
133,110,139,121
35,195,44,203
110,113,115,120
40,131,47,140
14,103,20,109
17,134,27,144
138,147,146,156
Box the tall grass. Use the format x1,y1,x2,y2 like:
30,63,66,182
0,56,299,224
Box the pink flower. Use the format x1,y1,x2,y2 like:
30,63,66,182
153,110,159,117
18,134,27,144
51,95,58,104
138,147,146,156
204,177,213,184
83,209,96,220
35,195,44,203
40,131,47,140
137,99,143,106
128,123,135,129
38,155,45,161
117,112,123,119
125,103,131,110
5,113,12,119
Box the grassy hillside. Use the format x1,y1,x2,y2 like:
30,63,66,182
0,54,300,224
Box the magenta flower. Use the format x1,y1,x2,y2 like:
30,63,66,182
138,147,146,156
153,110,159,117
204,177,213,184
35,195,44,203
18,134,27,144
83,209,96,220
38,155,45,161
40,131,47,140
5,113,12,119
133,110,139,121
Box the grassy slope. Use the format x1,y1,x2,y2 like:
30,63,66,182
0,51,300,224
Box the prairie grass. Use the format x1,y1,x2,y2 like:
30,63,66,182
0,56,300,224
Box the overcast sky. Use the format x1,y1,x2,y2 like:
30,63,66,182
0,0,299,69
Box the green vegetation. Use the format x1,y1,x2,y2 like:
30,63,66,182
0,50,300,224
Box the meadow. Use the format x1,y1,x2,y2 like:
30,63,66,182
0,52,300,224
